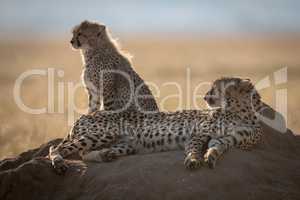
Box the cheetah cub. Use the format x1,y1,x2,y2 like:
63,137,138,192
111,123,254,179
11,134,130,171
71,20,158,113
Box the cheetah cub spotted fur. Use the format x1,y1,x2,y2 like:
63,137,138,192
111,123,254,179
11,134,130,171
71,20,158,113
49,77,265,174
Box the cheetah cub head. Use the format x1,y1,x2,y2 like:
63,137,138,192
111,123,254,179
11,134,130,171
71,20,106,50
204,77,261,112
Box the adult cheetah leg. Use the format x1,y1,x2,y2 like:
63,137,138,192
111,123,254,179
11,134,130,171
203,135,236,169
81,141,136,162
204,126,261,169
49,133,116,174
184,134,211,170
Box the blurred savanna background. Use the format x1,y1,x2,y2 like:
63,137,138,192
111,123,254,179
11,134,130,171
0,0,300,159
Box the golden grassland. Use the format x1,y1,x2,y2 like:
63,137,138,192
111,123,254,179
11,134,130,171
0,35,300,159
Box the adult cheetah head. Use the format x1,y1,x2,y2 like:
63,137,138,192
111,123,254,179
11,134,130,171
71,20,106,50
204,77,261,111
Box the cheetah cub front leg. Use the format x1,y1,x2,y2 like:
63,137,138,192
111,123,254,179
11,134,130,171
87,89,101,114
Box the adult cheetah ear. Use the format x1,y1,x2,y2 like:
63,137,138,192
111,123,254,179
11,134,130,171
242,78,251,82
240,78,251,86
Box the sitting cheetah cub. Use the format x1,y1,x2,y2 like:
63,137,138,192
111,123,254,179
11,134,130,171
71,20,158,113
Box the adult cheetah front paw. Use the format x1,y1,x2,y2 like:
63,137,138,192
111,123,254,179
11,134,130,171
99,149,116,162
184,153,204,170
204,148,219,169
52,157,68,175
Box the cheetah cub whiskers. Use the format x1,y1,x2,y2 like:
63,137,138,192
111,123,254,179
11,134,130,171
71,20,158,113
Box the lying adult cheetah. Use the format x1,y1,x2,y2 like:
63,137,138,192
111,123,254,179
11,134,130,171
49,77,264,174
71,20,158,113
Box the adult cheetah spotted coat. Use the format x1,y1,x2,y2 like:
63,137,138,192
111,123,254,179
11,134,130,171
49,77,264,174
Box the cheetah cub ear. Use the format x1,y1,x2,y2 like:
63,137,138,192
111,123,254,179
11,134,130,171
80,20,106,36
96,23,106,37
80,20,90,28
